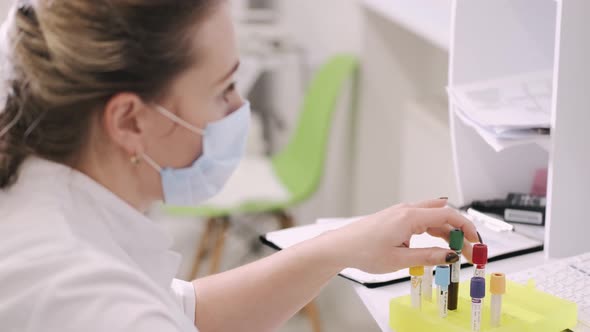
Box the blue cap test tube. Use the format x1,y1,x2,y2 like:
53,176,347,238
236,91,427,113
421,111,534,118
471,277,486,332
435,265,450,318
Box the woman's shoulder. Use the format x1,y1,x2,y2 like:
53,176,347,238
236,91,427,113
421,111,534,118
0,185,77,255
0,241,191,332
0,200,120,276
0,185,118,281
0,193,174,304
0,193,143,283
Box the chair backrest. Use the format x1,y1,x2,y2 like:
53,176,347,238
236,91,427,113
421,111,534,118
271,54,359,205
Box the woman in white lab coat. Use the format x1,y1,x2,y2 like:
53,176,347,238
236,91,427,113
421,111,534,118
0,1,479,331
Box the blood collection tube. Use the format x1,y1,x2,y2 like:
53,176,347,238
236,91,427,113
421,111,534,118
473,244,488,278
422,266,433,301
409,266,424,309
470,277,486,332
448,229,464,310
435,265,450,318
490,273,506,327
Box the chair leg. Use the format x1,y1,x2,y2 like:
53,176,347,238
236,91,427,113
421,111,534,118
274,210,322,332
303,301,322,332
192,213,321,331
275,210,295,229
190,218,217,279
209,217,231,274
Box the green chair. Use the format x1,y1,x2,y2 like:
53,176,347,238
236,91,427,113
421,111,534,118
167,53,358,273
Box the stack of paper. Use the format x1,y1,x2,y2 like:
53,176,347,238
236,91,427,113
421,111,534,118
448,71,553,152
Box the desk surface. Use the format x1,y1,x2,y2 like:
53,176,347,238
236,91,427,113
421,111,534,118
362,0,452,51
352,251,547,332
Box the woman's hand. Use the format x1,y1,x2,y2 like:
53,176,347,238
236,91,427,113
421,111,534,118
325,198,480,274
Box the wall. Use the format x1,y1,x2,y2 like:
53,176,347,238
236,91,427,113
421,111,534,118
278,0,364,66
352,7,459,214
0,2,10,20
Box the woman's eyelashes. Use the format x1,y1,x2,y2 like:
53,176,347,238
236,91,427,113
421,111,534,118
222,82,236,102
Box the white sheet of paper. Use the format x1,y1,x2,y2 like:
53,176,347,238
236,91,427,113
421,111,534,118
449,71,553,129
452,104,550,152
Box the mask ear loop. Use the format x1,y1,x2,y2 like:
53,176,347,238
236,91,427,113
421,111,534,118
140,104,205,173
153,105,205,136
141,153,162,173
130,151,161,173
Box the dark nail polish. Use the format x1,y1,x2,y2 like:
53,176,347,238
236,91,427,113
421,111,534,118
446,253,459,263
477,231,484,244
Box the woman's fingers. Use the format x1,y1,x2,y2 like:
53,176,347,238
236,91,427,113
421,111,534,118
387,198,448,213
425,223,475,262
408,198,448,209
409,207,479,243
462,241,474,262
426,224,454,242
391,247,460,269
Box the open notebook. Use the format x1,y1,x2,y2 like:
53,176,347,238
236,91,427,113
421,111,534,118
261,217,543,288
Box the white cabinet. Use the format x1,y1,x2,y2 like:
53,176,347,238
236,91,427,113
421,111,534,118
449,0,590,258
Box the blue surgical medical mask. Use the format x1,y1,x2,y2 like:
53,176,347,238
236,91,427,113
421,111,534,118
142,102,251,206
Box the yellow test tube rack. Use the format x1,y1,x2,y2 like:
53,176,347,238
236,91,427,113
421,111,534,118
389,276,578,332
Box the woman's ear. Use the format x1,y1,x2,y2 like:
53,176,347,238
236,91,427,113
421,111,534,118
101,93,148,156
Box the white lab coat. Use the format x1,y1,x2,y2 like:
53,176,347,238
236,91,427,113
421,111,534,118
0,157,198,332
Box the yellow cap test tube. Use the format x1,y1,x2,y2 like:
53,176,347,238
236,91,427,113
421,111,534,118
490,273,506,327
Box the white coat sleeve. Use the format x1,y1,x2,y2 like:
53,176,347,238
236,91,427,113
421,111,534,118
170,278,196,324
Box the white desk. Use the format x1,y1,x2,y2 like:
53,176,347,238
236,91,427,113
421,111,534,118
352,252,547,332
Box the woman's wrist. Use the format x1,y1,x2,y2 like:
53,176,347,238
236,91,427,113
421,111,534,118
308,228,356,274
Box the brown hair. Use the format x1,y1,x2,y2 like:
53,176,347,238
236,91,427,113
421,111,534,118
0,0,220,189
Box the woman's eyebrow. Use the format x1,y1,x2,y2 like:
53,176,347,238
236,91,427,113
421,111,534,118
216,60,240,85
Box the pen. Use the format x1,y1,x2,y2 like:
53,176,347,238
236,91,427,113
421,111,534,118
472,244,488,278
435,265,450,318
409,266,424,309
471,277,486,332
422,266,433,302
490,273,506,327
448,229,464,311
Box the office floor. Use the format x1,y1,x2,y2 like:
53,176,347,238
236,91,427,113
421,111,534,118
152,210,381,332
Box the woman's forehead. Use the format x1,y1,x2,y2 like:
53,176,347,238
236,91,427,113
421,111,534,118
187,2,238,87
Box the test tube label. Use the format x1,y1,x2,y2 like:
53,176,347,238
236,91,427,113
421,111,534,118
438,288,448,318
472,299,482,332
491,294,502,327
411,277,422,309
451,262,460,282
422,267,433,302
474,268,485,278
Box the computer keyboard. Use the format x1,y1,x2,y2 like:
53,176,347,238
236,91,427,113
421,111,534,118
509,252,590,330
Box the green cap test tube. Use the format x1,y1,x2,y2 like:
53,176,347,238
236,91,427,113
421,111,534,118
448,229,464,310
